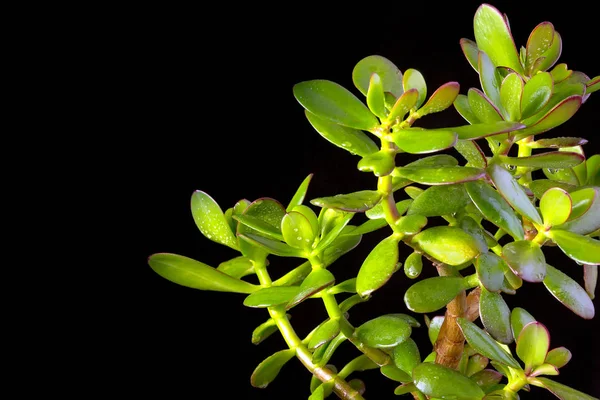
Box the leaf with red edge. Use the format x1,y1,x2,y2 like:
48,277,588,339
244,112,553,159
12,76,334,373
468,88,504,123
417,82,460,117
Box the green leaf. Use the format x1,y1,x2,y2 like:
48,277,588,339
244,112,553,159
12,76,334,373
380,365,412,383
536,31,562,73
457,318,521,369
460,38,479,71
528,137,588,149
468,88,503,123
251,348,296,388
394,383,417,396
191,190,238,250
239,233,305,258
394,214,428,235
366,198,412,219
520,95,582,137
516,322,550,374
305,110,379,157
478,51,503,108
529,180,576,200
488,163,542,225
407,184,470,217
322,232,362,266
480,288,513,344
311,190,382,212
500,73,523,121
396,166,485,186
555,187,600,235
428,316,445,345
281,211,316,250
473,4,523,74
357,150,395,176
452,121,525,141
356,235,400,296
459,216,489,253
352,55,403,97
312,332,346,365
526,22,555,71
543,264,595,319
403,68,427,108
545,347,572,369
367,73,387,119
238,198,287,259
550,63,571,84
466,180,524,240
470,370,503,393
476,253,506,292
587,75,600,94
584,264,597,300
510,307,536,341
404,154,460,168
308,319,341,350
466,355,489,377
233,214,284,242
413,226,480,266
455,94,481,124
548,230,600,265
244,286,301,308
252,317,281,345
287,174,314,211
521,72,553,119
287,268,335,309
405,277,467,313
455,140,487,168
388,129,457,154
586,155,600,185
387,89,418,123
533,377,598,400
502,240,547,282
293,80,379,131
292,205,319,236
327,278,357,295
148,253,259,293
540,187,572,227
404,252,423,279
412,362,485,400
217,256,255,279
355,314,412,349
417,81,460,117
393,338,421,375
499,152,584,170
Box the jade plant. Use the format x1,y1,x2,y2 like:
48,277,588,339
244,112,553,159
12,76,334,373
148,4,599,399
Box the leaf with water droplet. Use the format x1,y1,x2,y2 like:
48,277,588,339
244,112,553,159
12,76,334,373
352,55,403,97
311,190,382,212
460,38,479,71
543,264,595,319
457,318,521,369
413,226,481,266
388,128,457,154
367,73,387,119
239,233,306,258
478,51,503,109
475,253,505,292
519,95,582,137
287,268,335,309
404,252,423,279
387,89,418,122
521,72,553,119
526,22,555,71
500,73,524,121
502,240,546,282
547,229,600,265
407,184,470,217
356,235,400,296
395,166,485,186
355,314,412,349
403,68,427,108
191,190,239,250
405,276,467,313
499,152,584,170
455,139,487,168
395,214,428,235
480,288,513,344
251,348,296,388
417,82,460,117
413,362,485,400
510,307,536,340
454,94,481,124
237,198,287,259
468,88,504,123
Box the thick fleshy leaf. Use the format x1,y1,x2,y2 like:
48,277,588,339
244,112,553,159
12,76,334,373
252,317,282,345
233,214,284,242
548,229,600,265
459,216,489,253
471,369,503,393
457,318,521,369
533,377,598,400
540,187,572,227
502,240,546,282
381,365,412,383
479,51,503,108
148,253,260,293
405,277,467,313
238,198,287,259
322,232,362,266
488,163,543,225
244,286,301,308
392,338,421,375
389,128,457,154
460,38,479,71
394,383,417,396
520,95,583,137
427,316,445,345
536,31,562,73
404,251,423,279
468,88,504,123
526,22,555,71
273,261,311,286
404,154,460,168
366,198,412,220
516,322,550,374
327,278,357,295
407,184,470,217
293,80,379,131
217,256,254,279
387,88,418,123
352,55,403,97
396,166,485,186
239,233,305,258
251,348,296,388
499,152,584,170
473,4,523,73
455,139,487,168
356,235,400,296
355,314,412,349
476,253,506,292
308,319,341,350
452,121,525,141
586,155,600,185
394,214,428,235
550,63,571,84
510,307,536,340
521,72,553,119
305,110,378,157
287,174,314,211
357,150,395,176
287,268,335,309
417,81,460,117
292,205,319,237
413,226,480,265
281,211,315,250
466,355,489,377
191,190,238,250
311,190,381,212
480,288,513,344
455,93,481,124
500,73,523,121
545,347,572,369
412,362,485,399
529,180,576,200
555,187,600,235
367,73,387,119
528,137,588,149
584,264,597,300
543,167,580,187
543,264,595,319
466,180,524,240
403,68,427,108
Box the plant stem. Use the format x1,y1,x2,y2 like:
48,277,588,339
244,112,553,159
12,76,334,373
516,137,533,185
254,258,363,400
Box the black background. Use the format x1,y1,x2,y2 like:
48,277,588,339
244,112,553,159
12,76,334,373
128,1,599,398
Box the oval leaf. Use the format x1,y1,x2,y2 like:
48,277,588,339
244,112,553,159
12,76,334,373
309,319,341,350
356,235,400,296
516,321,550,374
526,22,555,71
545,347,572,369
404,276,467,313
534,377,598,400
287,268,335,309
457,318,521,369
357,150,395,176
239,233,305,258
394,214,428,235
393,338,421,375
238,198,287,259
529,179,577,200
380,365,412,383
555,187,600,235
500,73,524,121
352,55,403,97
412,362,485,400
191,190,238,250
510,307,536,341
403,68,427,108
499,152,584,170
521,95,582,137
287,174,314,211
367,73,387,119
480,288,513,344
468,88,504,123
521,72,553,119
460,38,479,71
540,187,572,227
396,166,485,186
455,93,481,124
455,139,488,168
413,226,480,266
281,211,315,250
293,80,379,131
502,240,547,282
311,190,382,212
387,88,418,123
543,264,595,319
548,229,600,265
404,251,423,279
476,252,506,292
355,314,412,349
407,184,470,217
478,51,503,108
251,348,296,388
217,256,255,279
244,286,301,308
389,129,457,154
417,81,460,117
252,317,280,345
148,253,259,293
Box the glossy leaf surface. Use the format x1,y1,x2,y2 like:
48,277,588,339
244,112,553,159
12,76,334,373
412,362,485,400
392,338,421,375
403,68,427,108
308,319,341,350
545,347,572,369
252,317,279,345
479,51,502,107
233,214,284,242
543,264,595,319
526,22,555,70
521,72,553,119
510,307,536,340
520,96,582,137
390,129,457,154
534,377,598,400
455,139,487,168
528,137,588,149
502,240,546,282
311,190,381,212
239,233,305,258
499,152,583,170
244,286,300,308
413,226,480,266
238,198,287,259
500,73,523,121
475,253,506,292
548,230,600,265
516,322,549,373
455,93,481,124
251,349,296,388
394,214,428,235
457,318,521,369
287,174,313,211
387,89,418,122
357,150,395,176
352,55,403,97
417,81,460,117
451,121,524,140
355,314,412,349
404,251,423,279
287,268,335,309
480,288,513,344
407,184,470,217
217,256,254,279
468,88,503,123
356,235,400,296
281,211,315,250
540,188,572,227
555,187,600,235
396,166,485,186
405,277,467,313
191,190,238,250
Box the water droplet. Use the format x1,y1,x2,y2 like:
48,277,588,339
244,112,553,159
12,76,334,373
297,236,302,240
293,228,298,232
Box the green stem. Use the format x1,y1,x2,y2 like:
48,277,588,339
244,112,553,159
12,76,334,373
516,137,533,185
532,231,547,245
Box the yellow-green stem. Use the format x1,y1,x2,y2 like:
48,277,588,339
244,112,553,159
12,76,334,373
516,137,533,185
